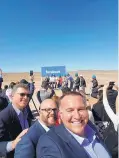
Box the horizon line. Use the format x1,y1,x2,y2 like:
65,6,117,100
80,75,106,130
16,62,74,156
3,69,118,73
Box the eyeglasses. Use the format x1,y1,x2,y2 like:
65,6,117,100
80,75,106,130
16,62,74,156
41,108,57,113
17,93,30,98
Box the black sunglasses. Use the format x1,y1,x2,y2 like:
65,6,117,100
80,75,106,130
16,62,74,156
17,93,30,98
40,108,57,113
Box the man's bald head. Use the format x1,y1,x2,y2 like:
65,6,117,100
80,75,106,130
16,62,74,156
40,99,57,110
39,99,58,127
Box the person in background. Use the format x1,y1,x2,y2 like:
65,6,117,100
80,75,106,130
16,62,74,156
91,75,98,98
0,85,8,97
79,74,86,93
103,83,119,130
0,96,8,112
92,75,98,88
45,76,50,83
92,82,118,125
62,75,68,88
0,83,31,158
15,99,58,158
0,68,3,89
85,99,94,124
67,73,74,90
114,84,119,115
61,86,71,94
102,83,118,158
6,82,16,103
57,75,63,88
4,85,8,91
73,73,80,92
37,81,55,104
92,89,112,137
51,95,61,125
49,74,55,89
106,82,118,114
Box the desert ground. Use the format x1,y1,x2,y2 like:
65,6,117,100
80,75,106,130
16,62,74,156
2,70,118,116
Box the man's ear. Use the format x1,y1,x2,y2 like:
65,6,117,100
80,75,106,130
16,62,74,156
11,94,14,99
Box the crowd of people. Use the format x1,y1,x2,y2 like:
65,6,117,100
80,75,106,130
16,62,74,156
0,71,118,158
41,73,86,92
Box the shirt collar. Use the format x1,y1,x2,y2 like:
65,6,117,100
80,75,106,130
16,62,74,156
12,104,21,116
12,104,28,116
66,124,96,145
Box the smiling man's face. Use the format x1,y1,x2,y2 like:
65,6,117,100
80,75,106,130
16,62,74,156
59,95,89,137
12,87,30,110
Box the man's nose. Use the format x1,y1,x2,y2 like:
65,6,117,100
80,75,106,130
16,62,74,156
24,95,29,99
73,110,81,119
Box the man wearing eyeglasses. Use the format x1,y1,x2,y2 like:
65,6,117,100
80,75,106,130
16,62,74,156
0,83,31,158
14,98,58,158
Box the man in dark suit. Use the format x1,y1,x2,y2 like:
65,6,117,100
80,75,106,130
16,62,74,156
36,91,111,158
73,73,80,92
37,81,55,104
14,98,58,158
0,83,31,158
0,68,3,90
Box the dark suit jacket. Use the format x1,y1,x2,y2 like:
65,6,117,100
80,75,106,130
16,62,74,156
107,89,118,113
36,122,110,158
74,76,80,87
15,120,46,158
0,104,30,158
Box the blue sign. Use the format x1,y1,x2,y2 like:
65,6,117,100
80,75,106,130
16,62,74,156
41,66,66,77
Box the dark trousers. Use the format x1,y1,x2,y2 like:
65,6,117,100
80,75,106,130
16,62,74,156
73,86,79,92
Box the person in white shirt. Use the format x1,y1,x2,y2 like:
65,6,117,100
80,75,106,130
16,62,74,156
103,84,119,131
6,82,16,102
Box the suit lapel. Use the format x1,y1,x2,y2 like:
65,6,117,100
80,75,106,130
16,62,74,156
9,104,22,132
36,121,46,134
67,133,89,158
55,124,89,158
54,123,110,158
87,121,111,155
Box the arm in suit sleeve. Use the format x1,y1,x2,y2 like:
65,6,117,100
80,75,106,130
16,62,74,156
92,80,98,88
0,142,8,156
0,116,10,156
29,82,35,96
14,135,35,158
75,77,80,85
36,134,62,158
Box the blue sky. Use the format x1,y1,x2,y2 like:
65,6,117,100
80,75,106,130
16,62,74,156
0,0,118,72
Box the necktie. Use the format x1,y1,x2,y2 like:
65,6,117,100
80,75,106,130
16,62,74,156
19,111,29,130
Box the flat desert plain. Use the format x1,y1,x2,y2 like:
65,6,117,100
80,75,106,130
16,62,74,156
2,70,118,116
